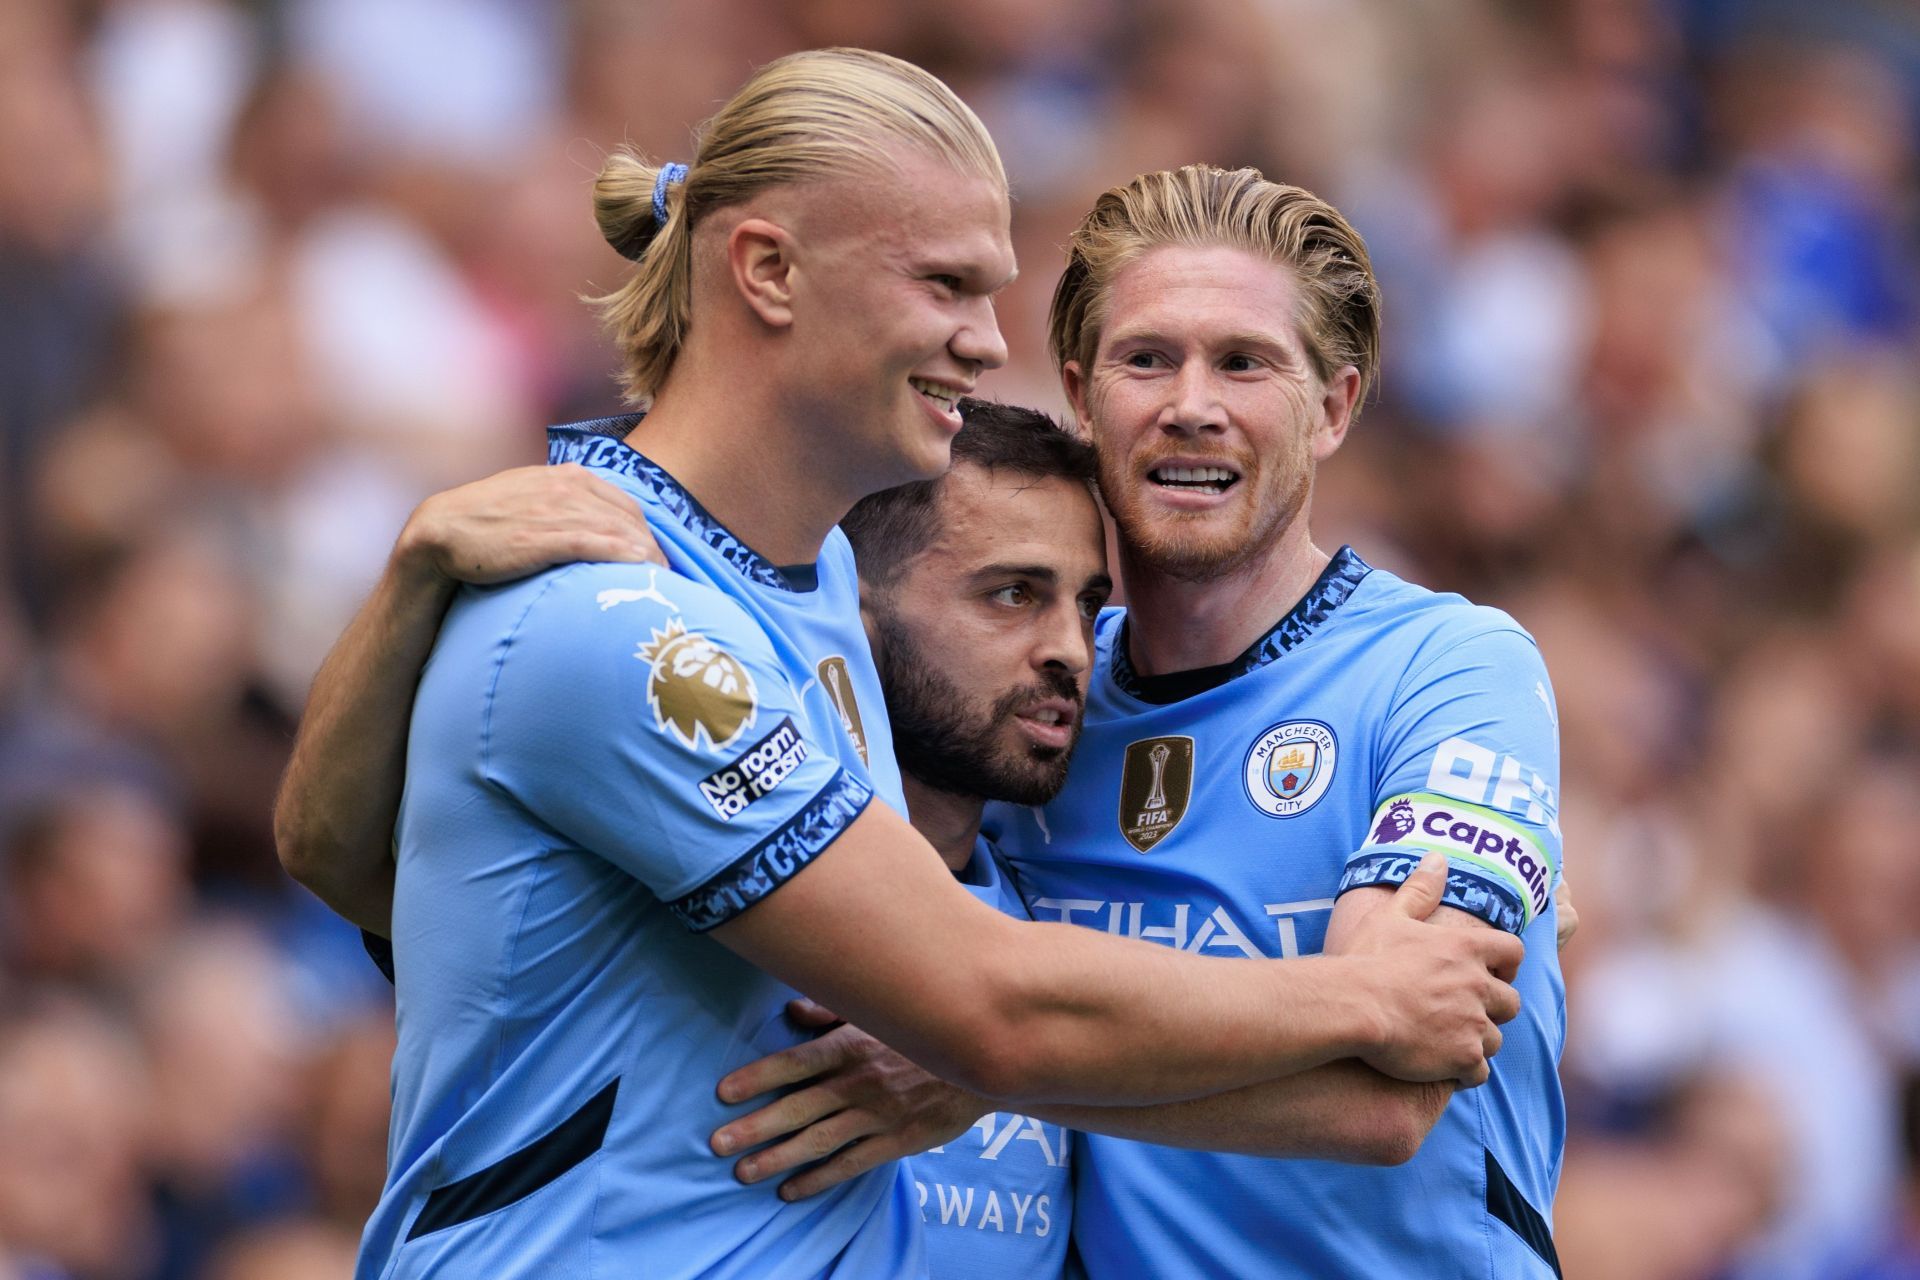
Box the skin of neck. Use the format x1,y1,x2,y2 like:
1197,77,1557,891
1118,503,1332,677
628,351,861,570
900,772,986,874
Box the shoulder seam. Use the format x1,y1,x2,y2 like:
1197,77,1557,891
478,568,585,792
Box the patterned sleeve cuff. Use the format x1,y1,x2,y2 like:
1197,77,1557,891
668,768,874,932
1338,850,1529,935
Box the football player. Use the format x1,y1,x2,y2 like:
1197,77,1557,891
273,56,1523,1279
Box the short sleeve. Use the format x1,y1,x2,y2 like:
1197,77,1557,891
1336,624,1563,934
483,563,871,932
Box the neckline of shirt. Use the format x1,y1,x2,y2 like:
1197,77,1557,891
1109,546,1373,705
547,415,821,593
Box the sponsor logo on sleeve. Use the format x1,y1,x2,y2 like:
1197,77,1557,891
816,656,870,766
636,617,758,751
1426,736,1561,839
596,569,676,612
1117,736,1194,852
1363,792,1553,923
699,716,809,820
1243,721,1337,817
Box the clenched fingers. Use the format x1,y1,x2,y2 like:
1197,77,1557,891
1485,975,1522,1025
1468,930,1525,985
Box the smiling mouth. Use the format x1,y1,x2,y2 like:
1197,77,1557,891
910,378,964,414
1149,465,1240,496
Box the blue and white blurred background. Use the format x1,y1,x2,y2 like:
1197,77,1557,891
2,2,1917,1276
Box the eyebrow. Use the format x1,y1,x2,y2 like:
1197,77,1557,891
967,565,1114,599
971,563,1059,584
907,253,1018,292
1104,328,1297,358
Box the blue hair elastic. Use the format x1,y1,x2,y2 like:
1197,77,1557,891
652,162,689,228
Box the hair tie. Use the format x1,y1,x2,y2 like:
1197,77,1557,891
652,162,689,228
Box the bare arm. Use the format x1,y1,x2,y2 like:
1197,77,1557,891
1032,887,1489,1162
712,824,1518,1109
273,465,660,933
707,856,1520,1194
715,880,1534,1196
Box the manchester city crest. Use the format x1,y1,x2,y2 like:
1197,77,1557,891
636,617,759,752
1243,720,1337,817
1118,736,1194,852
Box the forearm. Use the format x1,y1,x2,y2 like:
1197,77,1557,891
717,818,1510,1109
1035,1060,1453,1163
273,543,454,934
940,919,1381,1106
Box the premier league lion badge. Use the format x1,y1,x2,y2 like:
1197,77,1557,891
636,618,759,752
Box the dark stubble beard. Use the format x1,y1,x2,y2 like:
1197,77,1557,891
873,610,1084,806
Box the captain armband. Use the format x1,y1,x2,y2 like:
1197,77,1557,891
1337,794,1556,934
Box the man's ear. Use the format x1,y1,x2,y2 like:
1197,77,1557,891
1314,365,1362,462
728,218,796,328
1062,360,1091,432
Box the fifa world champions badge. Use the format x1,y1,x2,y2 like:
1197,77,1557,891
1118,736,1195,852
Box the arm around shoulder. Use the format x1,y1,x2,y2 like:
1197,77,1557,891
274,542,455,935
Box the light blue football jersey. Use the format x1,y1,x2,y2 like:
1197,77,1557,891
909,837,1074,1280
988,547,1567,1280
360,418,923,1279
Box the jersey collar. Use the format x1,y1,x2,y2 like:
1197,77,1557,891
1110,546,1373,705
547,416,819,593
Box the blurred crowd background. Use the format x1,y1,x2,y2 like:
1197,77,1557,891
2,0,1918,1276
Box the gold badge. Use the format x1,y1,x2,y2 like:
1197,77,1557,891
1118,736,1194,852
816,656,870,765
637,618,758,751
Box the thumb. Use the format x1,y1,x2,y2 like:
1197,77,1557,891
1388,852,1448,920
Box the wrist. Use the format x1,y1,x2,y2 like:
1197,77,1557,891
392,504,455,590
1313,955,1388,1061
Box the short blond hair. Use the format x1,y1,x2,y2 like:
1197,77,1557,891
591,48,1004,404
1048,165,1381,410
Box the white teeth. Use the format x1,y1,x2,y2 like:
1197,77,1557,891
910,378,960,410
1029,709,1062,725
1153,465,1236,484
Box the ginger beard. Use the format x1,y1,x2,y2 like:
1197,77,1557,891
1088,402,1316,585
